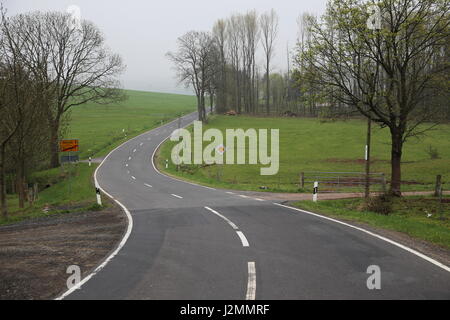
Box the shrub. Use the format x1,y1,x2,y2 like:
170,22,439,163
363,194,392,215
426,145,440,160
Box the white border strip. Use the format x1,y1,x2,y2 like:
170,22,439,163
150,122,217,191
273,202,450,273
55,115,189,300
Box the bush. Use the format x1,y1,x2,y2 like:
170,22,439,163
363,194,392,215
426,145,440,159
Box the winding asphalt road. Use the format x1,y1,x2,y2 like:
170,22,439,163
64,112,450,300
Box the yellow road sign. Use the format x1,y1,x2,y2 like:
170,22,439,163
60,140,79,152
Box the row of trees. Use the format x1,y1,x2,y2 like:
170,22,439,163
168,0,449,196
167,10,284,118
0,7,124,217
293,0,449,195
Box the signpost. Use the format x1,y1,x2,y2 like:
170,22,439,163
95,181,102,206
313,181,319,202
60,139,80,198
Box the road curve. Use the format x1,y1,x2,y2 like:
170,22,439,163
64,112,450,300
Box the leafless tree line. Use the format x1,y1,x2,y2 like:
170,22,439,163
0,7,125,217
168,9,289,119
293,0,450,195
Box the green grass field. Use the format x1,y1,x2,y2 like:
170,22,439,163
67,89,196,159
1,90,196,224
157,115,450,193
292,196,450,249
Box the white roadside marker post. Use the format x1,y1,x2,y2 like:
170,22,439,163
88,156,92,167
95,182,102,206
165,159,169,169
313,181,319,202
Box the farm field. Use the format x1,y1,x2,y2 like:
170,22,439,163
158,115,450,193
66,89,197,159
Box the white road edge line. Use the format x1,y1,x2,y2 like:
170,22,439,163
273,202,450,273
204,206,238,230
55,113,187,300
151,124,217,191
171,194,183,199
246,262,256,300
55,145,135,300
236,231,250,247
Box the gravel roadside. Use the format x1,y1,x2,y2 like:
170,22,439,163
0,203,127,300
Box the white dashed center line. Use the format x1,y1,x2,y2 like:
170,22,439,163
131,176,136,180
144,183,153,188
171,194,183,199
204,206,250,247
236,231,249,247
204,206,238,230
133,149,136,153
246,262,256,300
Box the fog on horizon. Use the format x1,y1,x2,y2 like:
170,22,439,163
4,0,328,95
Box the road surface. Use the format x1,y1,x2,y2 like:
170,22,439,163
64,112,450,300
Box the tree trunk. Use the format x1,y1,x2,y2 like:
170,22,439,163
17,160,25,209
266,61,270,115
49,121,60,168
390,129,403,197
0,144,7,218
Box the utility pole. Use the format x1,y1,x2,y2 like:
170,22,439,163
365,10,381,198
365,115,372,198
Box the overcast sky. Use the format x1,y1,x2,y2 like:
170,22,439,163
4,0,328,95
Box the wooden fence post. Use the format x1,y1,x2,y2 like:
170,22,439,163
435,175,442,197
300,172,305,188
381,173,387,194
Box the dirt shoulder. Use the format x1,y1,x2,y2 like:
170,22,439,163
0,203,127,300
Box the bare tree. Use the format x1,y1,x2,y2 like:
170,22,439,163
227,14,242,113
299,0,450,195
212,19,228,113
167,31,216,123
260,9,279,115
1,11,125,168
0,19,42,216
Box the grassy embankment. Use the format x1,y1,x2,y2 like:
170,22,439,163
292,196,449,249
1,90,196,225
